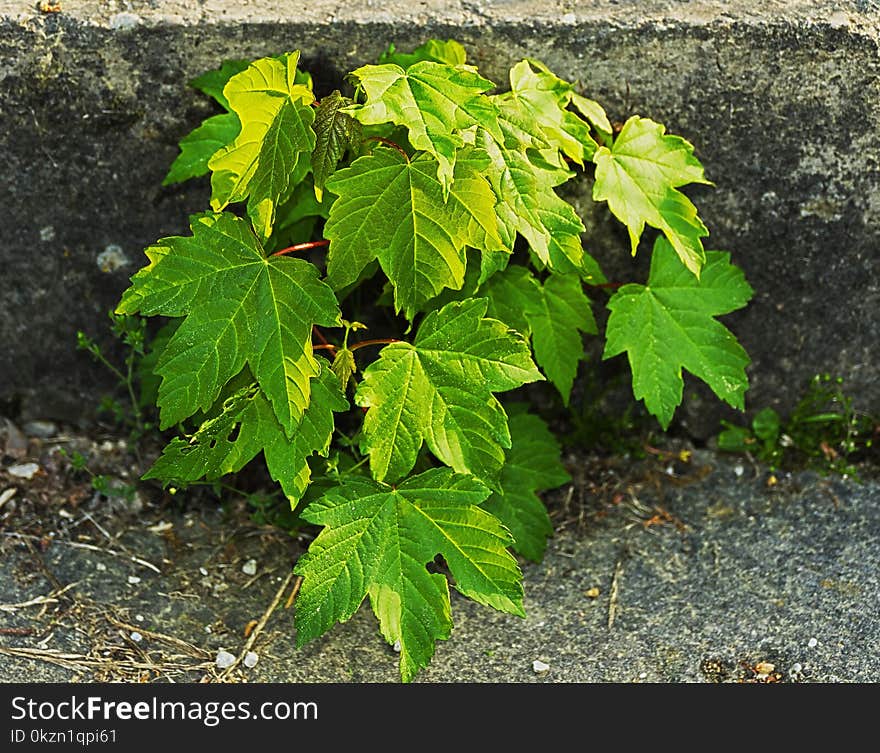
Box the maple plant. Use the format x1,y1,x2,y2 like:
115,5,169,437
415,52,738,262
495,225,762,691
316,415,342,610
117,40,753,680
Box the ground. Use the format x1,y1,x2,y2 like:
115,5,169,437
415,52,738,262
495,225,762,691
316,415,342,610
1,416,878,683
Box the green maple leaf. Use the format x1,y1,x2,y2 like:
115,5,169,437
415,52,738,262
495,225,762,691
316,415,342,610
145,367,347,503
355,299,542,487
294,467,524,682
378,39,467,68
163,113,240,187
506,59,600,165
346,61,501,189
310,90,362,201
330,347,357,393
604,237,753,428
483,266,596,403
208,53,316,239
478,126,587,272
483,406,570,562
571,92,613,141
592,116,712,276
116,212,341,434
324,147,503,320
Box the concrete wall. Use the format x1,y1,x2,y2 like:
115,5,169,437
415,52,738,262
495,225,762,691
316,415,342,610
1,1,877,435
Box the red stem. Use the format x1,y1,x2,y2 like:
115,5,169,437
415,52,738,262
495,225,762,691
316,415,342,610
586,282,625,290
365,136,409,162
312,325,330,346
312,327,338,354
350,338,399,352
271,239,330,257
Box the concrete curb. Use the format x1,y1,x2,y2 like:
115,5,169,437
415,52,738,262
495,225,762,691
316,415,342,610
1,2,878,430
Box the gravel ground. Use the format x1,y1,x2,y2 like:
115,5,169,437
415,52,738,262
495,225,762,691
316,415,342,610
0,418,877,683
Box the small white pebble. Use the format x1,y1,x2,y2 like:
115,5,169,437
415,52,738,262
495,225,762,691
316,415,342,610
808,637,818,648
392,640,401,653
95,243,131,274
241,558,257,576
8,463,40,480
791,663,803,673
127,575,141,585
130,632,143,643
828,10,850,29
40,225,56,242
23,420,57,438
734,464,744,477
109,12,141,30
204,626,212,634
639,671,647,679
135,614,144,622
215,650,236,670
532,660,550,674
665,465,675,476
96,562,107,572
199,567,209,576
244,651,259,668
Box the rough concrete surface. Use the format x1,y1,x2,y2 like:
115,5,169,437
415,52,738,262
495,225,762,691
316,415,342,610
0,1,878,433
1,442,877,684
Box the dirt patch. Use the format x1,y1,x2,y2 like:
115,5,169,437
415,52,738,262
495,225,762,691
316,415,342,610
0,419,313,682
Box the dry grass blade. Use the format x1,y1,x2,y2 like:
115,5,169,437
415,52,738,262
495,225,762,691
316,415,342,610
0,646,213,676
105,616,212,660
219,570,295,680
1,532,161,573
607,557,624,630
0,582,79,612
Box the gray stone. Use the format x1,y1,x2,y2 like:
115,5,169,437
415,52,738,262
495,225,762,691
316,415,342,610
215,649,236,669
0,1,877,433
22,420,57,438
243,651,259,668
0,419,28,458
7,462,39,480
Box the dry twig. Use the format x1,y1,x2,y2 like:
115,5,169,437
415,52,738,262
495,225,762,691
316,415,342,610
219,570,295,680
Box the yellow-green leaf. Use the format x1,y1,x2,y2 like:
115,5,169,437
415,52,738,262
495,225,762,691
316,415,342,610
592,116,712,276
208,53,316,238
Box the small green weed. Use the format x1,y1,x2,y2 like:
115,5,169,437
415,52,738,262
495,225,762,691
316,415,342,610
717,374,878,477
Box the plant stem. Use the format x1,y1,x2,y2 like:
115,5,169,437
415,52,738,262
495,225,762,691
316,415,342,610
312,325,330,346
89,348,127,384
271,239,330,257
312,326,338,354
586,281,625,290
349,338,399,352
365,136,409,162
338,454,371,477
123,350,144,435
